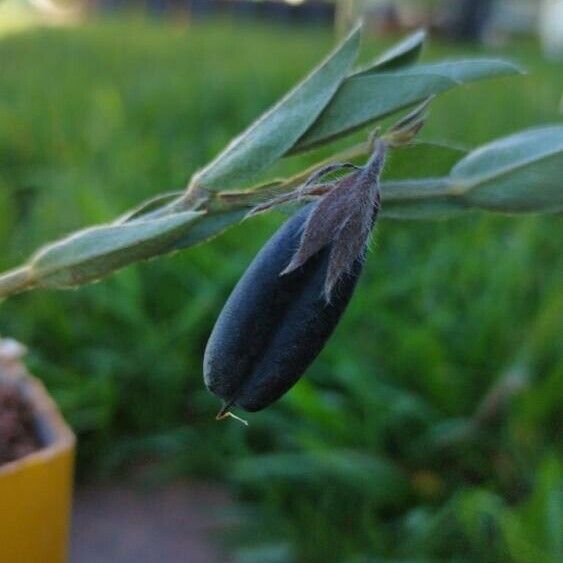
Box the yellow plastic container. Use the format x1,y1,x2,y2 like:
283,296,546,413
0,340,75,563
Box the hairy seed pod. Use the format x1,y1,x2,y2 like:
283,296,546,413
204,203,366,413
204,141,387,415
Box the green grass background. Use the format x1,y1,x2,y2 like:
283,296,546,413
0,18,561,562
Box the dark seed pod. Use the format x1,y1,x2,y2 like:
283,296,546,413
204,140,387,415
204,203,365,413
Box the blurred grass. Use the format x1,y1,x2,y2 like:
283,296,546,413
0,18,561,562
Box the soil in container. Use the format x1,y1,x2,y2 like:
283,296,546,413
0,380,41,466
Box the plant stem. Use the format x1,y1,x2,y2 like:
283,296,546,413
0,267,35,299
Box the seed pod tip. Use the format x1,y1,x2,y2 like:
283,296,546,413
215,406,249,426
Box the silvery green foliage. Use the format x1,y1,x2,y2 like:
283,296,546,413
0,25,561,298
382,125,563,219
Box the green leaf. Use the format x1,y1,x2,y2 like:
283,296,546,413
381,178,464,220
384,140,468,180
500,516,555,563
1,124,559,299
413,58,523,82
171,208,248,251
30,211,203,289
293,58,521,153
115,191,185,223
353,28,426,74
192,24,361,192
451,125,563,213
381,125,563,218
234,450,409,502
505,455,563,560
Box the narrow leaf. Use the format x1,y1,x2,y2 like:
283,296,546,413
234,450,409,501
2,124,560,299
380,178,464,219
170,208,248,251
293,58,521,153
384,140,468,180
451,125,563,213
192,24,361,191
353,28,426,75
412,58,523,83
30,211,203,289
115,191,185,223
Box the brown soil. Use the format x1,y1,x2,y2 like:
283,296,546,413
0,381,41,466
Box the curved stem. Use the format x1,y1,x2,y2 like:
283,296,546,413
0,267,35,299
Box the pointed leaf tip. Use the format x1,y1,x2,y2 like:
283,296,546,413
353,28,427,76
451,124,563,213
193,23,361,192
293,57,522,153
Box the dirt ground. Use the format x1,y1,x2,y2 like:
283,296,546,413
71,481,233,563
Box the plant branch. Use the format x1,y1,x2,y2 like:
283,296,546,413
0,120,559,301
0,267,36,300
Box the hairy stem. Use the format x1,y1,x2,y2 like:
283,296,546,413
0,267,36,299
